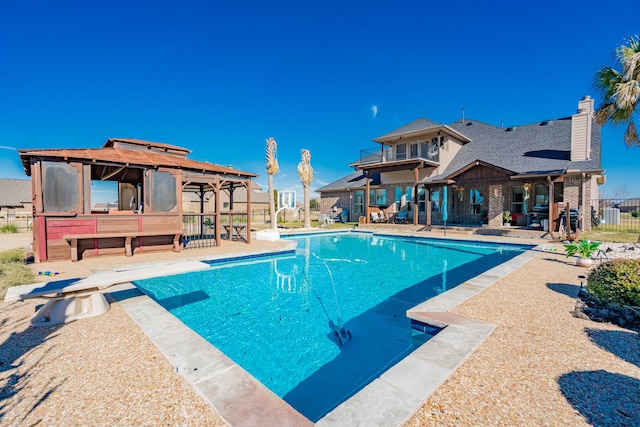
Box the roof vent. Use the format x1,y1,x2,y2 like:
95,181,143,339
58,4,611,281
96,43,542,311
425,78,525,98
466,121,475,126
505,126,517,132
540,120,552,126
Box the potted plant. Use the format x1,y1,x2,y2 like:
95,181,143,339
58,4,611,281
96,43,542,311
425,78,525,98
564,239,601,267
502,210,512,226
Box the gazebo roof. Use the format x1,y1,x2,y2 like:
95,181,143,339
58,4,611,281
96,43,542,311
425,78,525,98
19,138,257,179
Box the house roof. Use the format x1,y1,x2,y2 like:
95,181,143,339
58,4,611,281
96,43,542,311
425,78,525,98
316,171,381,192
18,138,257,178
0,179,32,207
326,110,602,190
373,118,472,144
422,117,601,183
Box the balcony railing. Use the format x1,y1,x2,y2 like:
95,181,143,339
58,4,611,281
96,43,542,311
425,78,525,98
356,142,439,165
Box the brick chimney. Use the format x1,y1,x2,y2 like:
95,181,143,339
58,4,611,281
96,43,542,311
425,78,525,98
570,96,594,161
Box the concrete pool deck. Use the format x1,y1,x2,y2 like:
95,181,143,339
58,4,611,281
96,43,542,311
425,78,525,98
1,229,639,426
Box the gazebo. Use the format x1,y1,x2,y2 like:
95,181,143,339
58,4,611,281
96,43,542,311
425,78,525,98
19,138,256,262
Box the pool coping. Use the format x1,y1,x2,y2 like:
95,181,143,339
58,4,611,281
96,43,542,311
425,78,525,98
116,233,542,426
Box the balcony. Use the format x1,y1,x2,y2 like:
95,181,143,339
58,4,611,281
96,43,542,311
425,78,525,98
353,141,439,171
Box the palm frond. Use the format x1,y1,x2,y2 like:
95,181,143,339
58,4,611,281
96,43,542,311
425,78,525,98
624,121,639,146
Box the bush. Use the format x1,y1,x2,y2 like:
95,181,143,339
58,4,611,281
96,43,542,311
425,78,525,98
0,248,35,300
1,224,19,233
586,259,640,307
631,209,640,218
0,248,26,263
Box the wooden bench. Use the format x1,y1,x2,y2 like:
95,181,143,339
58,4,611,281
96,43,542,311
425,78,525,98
64,230,183,262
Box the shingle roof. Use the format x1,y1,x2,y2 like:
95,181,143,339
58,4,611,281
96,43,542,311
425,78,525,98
316,171,381,192
374,118,442,140
422,117,601,183
324,112,602,189
0,179,31,207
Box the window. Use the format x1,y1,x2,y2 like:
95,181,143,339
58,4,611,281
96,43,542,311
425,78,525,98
432,189,440,213
553,182,563,203
535,185,548,206
511,187,524,214
417,187,426,212
368,188,387,206
395,187,402,211
404,187,413,211
410,143,418,158
469,188,484,214
354,190,364,217
150,170,177,212
42,161,81,212
223,202,230,209
396,143,406,160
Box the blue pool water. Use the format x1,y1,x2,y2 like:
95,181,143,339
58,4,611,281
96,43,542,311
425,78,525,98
134,232,531,421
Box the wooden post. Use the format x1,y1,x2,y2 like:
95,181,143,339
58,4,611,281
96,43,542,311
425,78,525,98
214,176,221,247
246,181,251,243
365,171,371,224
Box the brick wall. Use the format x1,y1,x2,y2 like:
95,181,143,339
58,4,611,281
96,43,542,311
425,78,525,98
488,184,503,226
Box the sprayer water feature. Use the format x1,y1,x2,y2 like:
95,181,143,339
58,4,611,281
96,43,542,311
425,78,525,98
309,252,367,346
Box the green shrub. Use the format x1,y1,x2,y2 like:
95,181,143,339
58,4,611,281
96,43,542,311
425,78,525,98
0,224,19,233
586,259,640,307
631,209,640,218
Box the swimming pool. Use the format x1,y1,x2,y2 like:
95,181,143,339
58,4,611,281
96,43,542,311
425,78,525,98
134,232,531,421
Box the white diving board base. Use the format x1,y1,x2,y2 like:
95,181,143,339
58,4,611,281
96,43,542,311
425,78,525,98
31,293,111,327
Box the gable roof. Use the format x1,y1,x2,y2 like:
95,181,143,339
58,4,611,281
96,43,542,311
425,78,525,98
0,179,31,207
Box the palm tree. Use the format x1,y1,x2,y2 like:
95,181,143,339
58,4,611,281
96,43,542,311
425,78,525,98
297,149,313,228
595,35,640,146
265,137,280,231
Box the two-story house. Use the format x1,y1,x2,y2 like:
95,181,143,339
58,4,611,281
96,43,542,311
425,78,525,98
318,96,604,231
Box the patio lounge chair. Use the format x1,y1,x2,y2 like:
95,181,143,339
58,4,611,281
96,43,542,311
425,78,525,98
377,210,391,223
370,212,382,223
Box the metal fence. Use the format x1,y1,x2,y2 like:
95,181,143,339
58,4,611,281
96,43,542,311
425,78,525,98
0,213,33,231
182,212,250,249
590,198,640,233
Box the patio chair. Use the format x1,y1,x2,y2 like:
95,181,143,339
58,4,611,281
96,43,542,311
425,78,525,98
377,210,391,223
319,213,335,225
393,211,409,224
370,212,381,223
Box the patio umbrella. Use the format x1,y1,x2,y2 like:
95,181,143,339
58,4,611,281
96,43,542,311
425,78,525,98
442,185,448,235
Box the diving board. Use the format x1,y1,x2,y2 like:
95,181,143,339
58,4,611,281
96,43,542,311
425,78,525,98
5,260,210,326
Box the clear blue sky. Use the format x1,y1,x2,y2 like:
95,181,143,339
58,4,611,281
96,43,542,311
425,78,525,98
1,1,638,201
